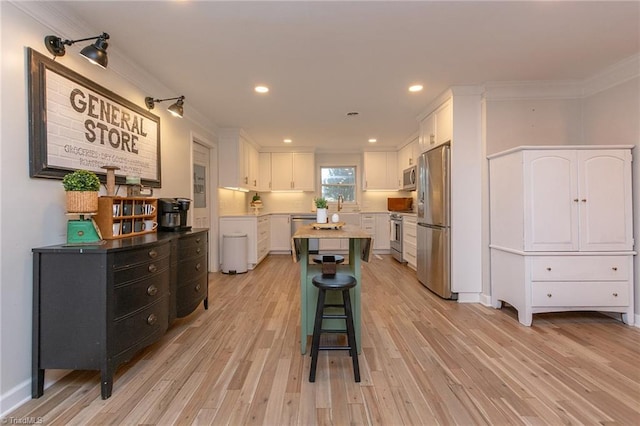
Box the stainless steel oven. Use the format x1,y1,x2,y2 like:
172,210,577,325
390,213,403,262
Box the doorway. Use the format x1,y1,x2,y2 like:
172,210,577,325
192,135,217,271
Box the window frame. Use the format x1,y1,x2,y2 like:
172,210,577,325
319,165,357,203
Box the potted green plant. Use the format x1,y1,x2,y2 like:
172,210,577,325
250,192,262,207
314,196,328,223
62,169,101,213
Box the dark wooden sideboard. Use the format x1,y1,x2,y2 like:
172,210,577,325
32,229,208,400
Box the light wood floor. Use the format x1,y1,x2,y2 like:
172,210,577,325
10,254,640,425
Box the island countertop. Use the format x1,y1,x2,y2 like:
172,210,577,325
291,224,373,263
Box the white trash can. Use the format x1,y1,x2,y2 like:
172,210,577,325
222,233,248,274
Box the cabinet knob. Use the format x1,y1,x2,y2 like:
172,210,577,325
573,199,579,202
147,285,158,296
148,264,157,273
196,247,201,254
195,238,201,243
147,314,158,325
613,293,618,297
195,283,201,292
612,267,618,271
148,250,158,259
547,293,552,298
546,267,552,271
195,263,201,271
581,199,587,202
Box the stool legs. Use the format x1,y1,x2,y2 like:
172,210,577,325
309,288,360,383
342,289,360,382
309,288,326,382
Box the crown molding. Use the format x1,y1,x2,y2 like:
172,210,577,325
482,80,584,101
483,54,639,101
582,54,639,97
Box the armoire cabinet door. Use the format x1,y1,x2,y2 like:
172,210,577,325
524,150,578,251
578,150,633,251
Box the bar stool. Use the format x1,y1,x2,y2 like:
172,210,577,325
309,271,360,383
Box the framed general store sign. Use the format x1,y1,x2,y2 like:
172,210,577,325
27,48,161,187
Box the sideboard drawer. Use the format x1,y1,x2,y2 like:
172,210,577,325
113,243,170,269
114,272,170,319
114,260,169,284
531,256,629,281
112,296,169,356
531,282,629,307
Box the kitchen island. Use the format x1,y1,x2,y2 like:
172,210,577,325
292,224,372,354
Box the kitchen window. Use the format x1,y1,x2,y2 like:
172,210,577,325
320,166,356,202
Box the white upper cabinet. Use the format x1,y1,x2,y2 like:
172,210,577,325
271,152,315,191
419,98,452,152
363,151,397,191
258,152,271,191
218,128,259,191
490,147,634,252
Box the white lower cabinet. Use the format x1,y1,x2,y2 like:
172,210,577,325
491,251,634,326
269,214,291,253
219,216,270,270
319,213,361,253
402,215,417,270
360,213,391,252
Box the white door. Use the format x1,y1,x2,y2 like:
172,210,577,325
578,150,633,251
524,150,578,251
192,142,211,230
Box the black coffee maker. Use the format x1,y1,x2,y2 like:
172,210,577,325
158,198,192,231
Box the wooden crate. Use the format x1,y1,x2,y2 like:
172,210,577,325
95,197,158,240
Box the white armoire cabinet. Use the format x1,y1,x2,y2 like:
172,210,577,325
488,146,635,326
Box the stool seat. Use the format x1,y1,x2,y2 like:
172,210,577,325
312,255,345,264
311,273,356,290
309,273,360,383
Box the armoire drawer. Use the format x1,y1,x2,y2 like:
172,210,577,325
530,256,629,281
531,282,629,307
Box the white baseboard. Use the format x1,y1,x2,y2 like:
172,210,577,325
0,370,69,417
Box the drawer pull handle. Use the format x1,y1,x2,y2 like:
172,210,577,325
148,250,158,259
195,284,201,292
612,267,618,271
573,198,579,202
147,285,158,296
148,264,157,273
547,293,552,298
195,263,201,271
546,267,552,271
147,314,158,326
613,293,618,297
196,248,201,254
581,199,587,202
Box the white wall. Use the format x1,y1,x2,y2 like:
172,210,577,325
0,2,216,413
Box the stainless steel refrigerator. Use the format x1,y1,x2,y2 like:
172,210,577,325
417,143,455,299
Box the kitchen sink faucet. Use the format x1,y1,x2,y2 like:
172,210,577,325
337,194,344,211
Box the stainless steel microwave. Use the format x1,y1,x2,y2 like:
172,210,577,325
402,166,416,191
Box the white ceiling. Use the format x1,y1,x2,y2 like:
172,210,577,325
42,1,639,152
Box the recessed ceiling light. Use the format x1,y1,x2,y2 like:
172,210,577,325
409,84,423,92
368,138,377,143
283,139,292,143
255,85,269,93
